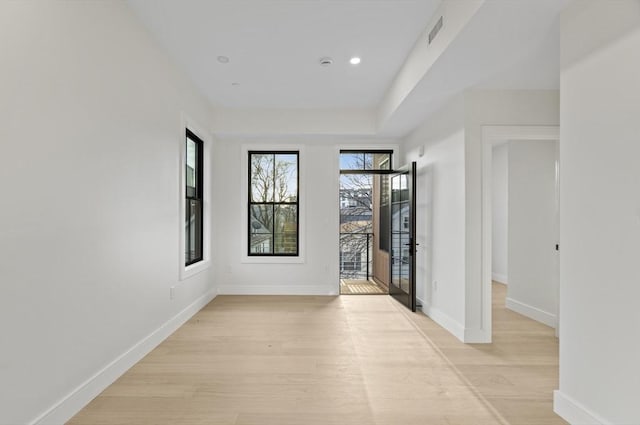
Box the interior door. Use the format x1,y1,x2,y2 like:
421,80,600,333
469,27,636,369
389,162,417,311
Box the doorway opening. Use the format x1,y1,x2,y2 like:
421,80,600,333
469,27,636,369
339,150,392,295
482,126,560,342
338,150,418,312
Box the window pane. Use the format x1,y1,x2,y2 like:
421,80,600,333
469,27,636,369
186,139,197,197
391,175,401,203
340,151,391,171
185,200,191,263
250,153,274,202
378,174,390,252
363,153,375,170
400,203,410,231
400,174,409,201
274,154,297,202
339,153,364,170
274,205,297,254
185,199,202,264
250,205,273,254
373,152,391,170
392,202,401,234
400,233,410,292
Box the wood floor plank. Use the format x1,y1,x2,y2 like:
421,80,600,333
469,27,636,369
68,283,564,424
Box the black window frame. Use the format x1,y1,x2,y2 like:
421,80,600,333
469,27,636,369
339,149,394,174
248,150,300,257
185,129,204,266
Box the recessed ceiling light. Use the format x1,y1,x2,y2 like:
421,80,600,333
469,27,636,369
319,57,333,67
217,56,229,64
349,57,361,65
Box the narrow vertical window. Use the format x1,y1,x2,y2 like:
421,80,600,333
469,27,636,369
185,129,203,266
248,151,299,256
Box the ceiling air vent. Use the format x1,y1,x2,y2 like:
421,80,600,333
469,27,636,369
428,16,443,44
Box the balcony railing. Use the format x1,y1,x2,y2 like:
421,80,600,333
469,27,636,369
339,232,373,280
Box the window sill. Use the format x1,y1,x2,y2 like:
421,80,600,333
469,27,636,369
241,256,305,264
180,259,211,280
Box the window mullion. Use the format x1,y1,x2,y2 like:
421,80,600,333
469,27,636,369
272,154,276,254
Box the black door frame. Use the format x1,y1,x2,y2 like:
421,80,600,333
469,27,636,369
388,162,417,312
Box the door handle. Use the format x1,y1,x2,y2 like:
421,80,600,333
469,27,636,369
403,239,419,255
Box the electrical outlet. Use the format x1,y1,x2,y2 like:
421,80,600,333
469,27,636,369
170,286,175,300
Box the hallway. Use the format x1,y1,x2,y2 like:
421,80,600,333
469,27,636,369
69,284,563,424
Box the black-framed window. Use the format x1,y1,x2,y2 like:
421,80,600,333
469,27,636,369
339,150,392,172
185,129,203,266
248,151,299,256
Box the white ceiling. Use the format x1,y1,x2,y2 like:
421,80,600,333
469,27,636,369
127,0,567,137
128,0,441,109
379,0,566,136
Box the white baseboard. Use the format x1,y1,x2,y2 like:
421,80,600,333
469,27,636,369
419,298,465,342
506,297,557,328
418,297,490,343
31,289,217,425
464,327,491,343
218,283,335,296
492,273,508,284
554,390,609,425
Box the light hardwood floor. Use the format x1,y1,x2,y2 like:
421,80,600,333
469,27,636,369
405,282,566,425
69,283,565,425
340,278,387,294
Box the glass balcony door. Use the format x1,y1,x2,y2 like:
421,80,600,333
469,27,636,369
389,162,417,311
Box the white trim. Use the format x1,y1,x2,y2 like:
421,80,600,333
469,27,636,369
554,390,610,425
463,327,491,343
30,289,217,425
482,126,560,143
179,113,213,280
491,273,508,284
218,284,335,296
420,299,466,342
241,144,306,264
506,297,557,328
481,126,560,342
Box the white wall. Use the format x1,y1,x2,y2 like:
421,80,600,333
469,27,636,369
403,96,467,340
464,90,560,341
214,137,398,296
401,91,559,343
0,3,215,424
506,140,558,328
491,143,508,284
555,1,640,423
